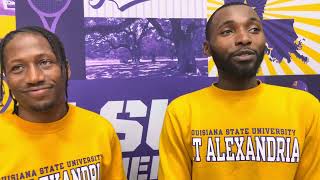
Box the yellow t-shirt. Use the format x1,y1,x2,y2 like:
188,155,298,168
159,83,320,180
0,104,126,180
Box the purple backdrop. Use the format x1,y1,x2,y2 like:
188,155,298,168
13,0,320,179
15,0,85,79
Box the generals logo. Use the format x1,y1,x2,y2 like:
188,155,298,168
192,128,300,163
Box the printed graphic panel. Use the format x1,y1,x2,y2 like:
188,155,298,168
0,0,15,16
84,0,206,18
15,0,86,79
208,0,320,76
0,0,15,38
85,18,208,79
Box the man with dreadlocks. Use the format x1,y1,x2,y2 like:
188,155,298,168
158,2,320,180
0,26,126,179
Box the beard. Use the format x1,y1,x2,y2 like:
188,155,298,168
210,45,265,79
12,90,63,113
29,100,57,112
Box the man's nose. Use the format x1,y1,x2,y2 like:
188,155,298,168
235,29,252,46
26,65,45,84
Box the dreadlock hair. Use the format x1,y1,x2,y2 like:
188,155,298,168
205,2,252,41
0,26,69,114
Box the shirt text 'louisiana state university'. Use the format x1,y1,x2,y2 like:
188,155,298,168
192,128,300,163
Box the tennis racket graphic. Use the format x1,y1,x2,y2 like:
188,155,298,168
27,0,72,32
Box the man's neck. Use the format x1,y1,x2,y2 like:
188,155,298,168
17,104,68,123
215,75,259,91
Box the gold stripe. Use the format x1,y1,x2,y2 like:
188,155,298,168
208,6,219,12
0,82,13,112
294,27,320,44
264,56,277,75
279,60,294,75
301,45,320,64
0,16,16,38
291,54,316,74
266,4,320,11
207,0,223,5
257,67,263,76
266,0,292,6
208,57,215,73
263,12,320,27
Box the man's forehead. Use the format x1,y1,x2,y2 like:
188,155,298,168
212,5,260,26
7,32,49,48
5,33,50,53
4,32,57,62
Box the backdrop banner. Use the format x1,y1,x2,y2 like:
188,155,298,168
8,0,320,179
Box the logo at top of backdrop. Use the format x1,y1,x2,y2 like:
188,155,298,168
0,0,15,15
89,0,149,11
0,81,12,113
207,0,320,76
26,0,72,32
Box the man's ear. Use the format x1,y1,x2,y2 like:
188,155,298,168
203,41,212,56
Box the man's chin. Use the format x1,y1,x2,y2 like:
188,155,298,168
30,101,56,112
230,60,262,78
235,71,258,79
225,66,259,79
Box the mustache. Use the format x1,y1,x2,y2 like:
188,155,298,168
231,48,257,57
21,84,53,93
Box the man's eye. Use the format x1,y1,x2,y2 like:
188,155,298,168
11,65,24,73
221,30,233,36
249,27,261,33
39,59,53,67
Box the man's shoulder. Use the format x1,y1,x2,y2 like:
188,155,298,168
70,105,115,130
264,83,318,103
0,111,15,129
168,86,212,109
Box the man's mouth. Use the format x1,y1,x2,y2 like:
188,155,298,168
24,86,52,92
23,86,53,97
232,49,256,62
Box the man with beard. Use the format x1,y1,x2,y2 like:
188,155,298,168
158,3,319,180
0,26,125,179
